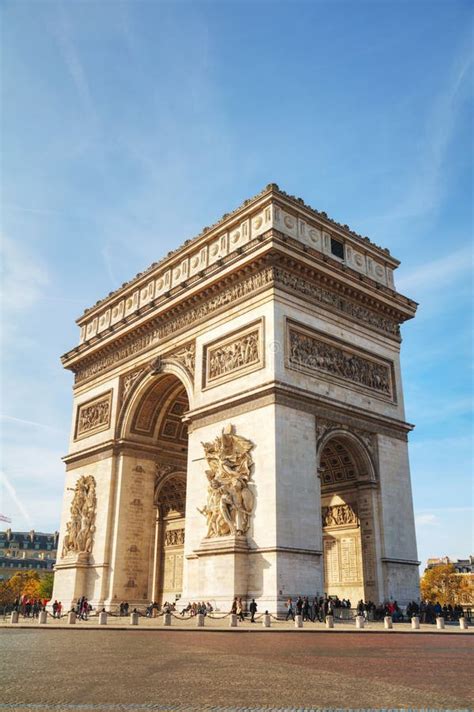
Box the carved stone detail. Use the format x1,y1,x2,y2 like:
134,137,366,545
316,418,378,467
165,528,185,546
120,367,146,405
75,392,112,439
62,475,96,558
74,269,273,384
273,266,399,337
288,323,393,399
73,261,401,385
154,464,177,504
198,424,254,538
322,503,359,528
204,322,263,388
171,342,195,379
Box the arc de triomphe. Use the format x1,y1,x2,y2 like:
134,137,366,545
53,184,419,612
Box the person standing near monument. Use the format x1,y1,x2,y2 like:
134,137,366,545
249,598,257,623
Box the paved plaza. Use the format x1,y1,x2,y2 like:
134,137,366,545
1,627,473,711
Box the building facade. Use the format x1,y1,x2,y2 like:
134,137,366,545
0,530,58,581
52,184,419,612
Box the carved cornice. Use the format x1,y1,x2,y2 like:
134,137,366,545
65,250,415,387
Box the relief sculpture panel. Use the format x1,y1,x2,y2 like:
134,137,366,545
75,391,112,439
203,320,264,389
287,321,394,400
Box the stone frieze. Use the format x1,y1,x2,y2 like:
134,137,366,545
287,323,394,400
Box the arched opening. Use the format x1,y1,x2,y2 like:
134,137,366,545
153,471,186,604
319,434,378,605
121,369,190,606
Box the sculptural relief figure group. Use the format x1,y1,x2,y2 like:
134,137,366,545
208,331,259,381
289,329,391,395
77,398,110,434
322,503,358,528
62,475,97,557
199,424,255,537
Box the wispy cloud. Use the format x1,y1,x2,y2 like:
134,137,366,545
0,234,49,313
0,471,33,527
0,415,62,433
54,6,96,124
367,43,473,230
397,245,472,294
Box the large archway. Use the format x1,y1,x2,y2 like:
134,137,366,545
120,368,190,606
318,433,379,605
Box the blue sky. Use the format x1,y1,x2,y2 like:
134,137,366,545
1,0,472,570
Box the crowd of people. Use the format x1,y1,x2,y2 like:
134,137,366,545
284,596,352,621
73,596,92,620
11,597,47,618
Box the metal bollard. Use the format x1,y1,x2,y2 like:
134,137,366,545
99,611,107,625
196,613,205,627
436,617,445,630
10,611,19,624
355,615,365,629
411,616,420,630
262,614,271,628
326,615,334,629
163,612,172,626
459,617,468,630
295,615,303,628
68,611,76,625
384,616,393,629
229,614,238,627
38,610,47,625
130,611,139,626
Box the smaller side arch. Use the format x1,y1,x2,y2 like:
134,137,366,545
317,428,377,484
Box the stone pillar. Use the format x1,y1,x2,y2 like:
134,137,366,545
355,615,365,629
130,611,139,625
229,614,238,627
459,617,468,630
38,610,47,625
411,616,420,629
263,614,271,627
99,611,107,625
326,615,334,629
295,614,303,628
384,616,393,629
196,613,205,627
436,617,445,630
10,611,19,624
163,612,172,626
68,611,76,624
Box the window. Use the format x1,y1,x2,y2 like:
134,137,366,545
330,237,344,260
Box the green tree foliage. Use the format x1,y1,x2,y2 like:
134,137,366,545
38,573,54,600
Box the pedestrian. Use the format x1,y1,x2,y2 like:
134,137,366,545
285,598,295,621
249,598,257,623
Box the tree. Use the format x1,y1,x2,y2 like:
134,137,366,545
6,571,41,601
38,573,54,600
420,564,467,605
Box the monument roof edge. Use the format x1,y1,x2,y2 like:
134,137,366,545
77,184,399,324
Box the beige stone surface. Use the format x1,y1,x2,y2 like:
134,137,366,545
53,186,419,614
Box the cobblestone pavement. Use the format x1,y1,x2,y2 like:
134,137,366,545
1,629,472,711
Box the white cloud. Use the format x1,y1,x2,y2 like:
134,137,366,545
396,245,472,295
415,512,439,527
0,234,49,313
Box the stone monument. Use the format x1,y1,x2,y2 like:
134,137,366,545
52,184,420,612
